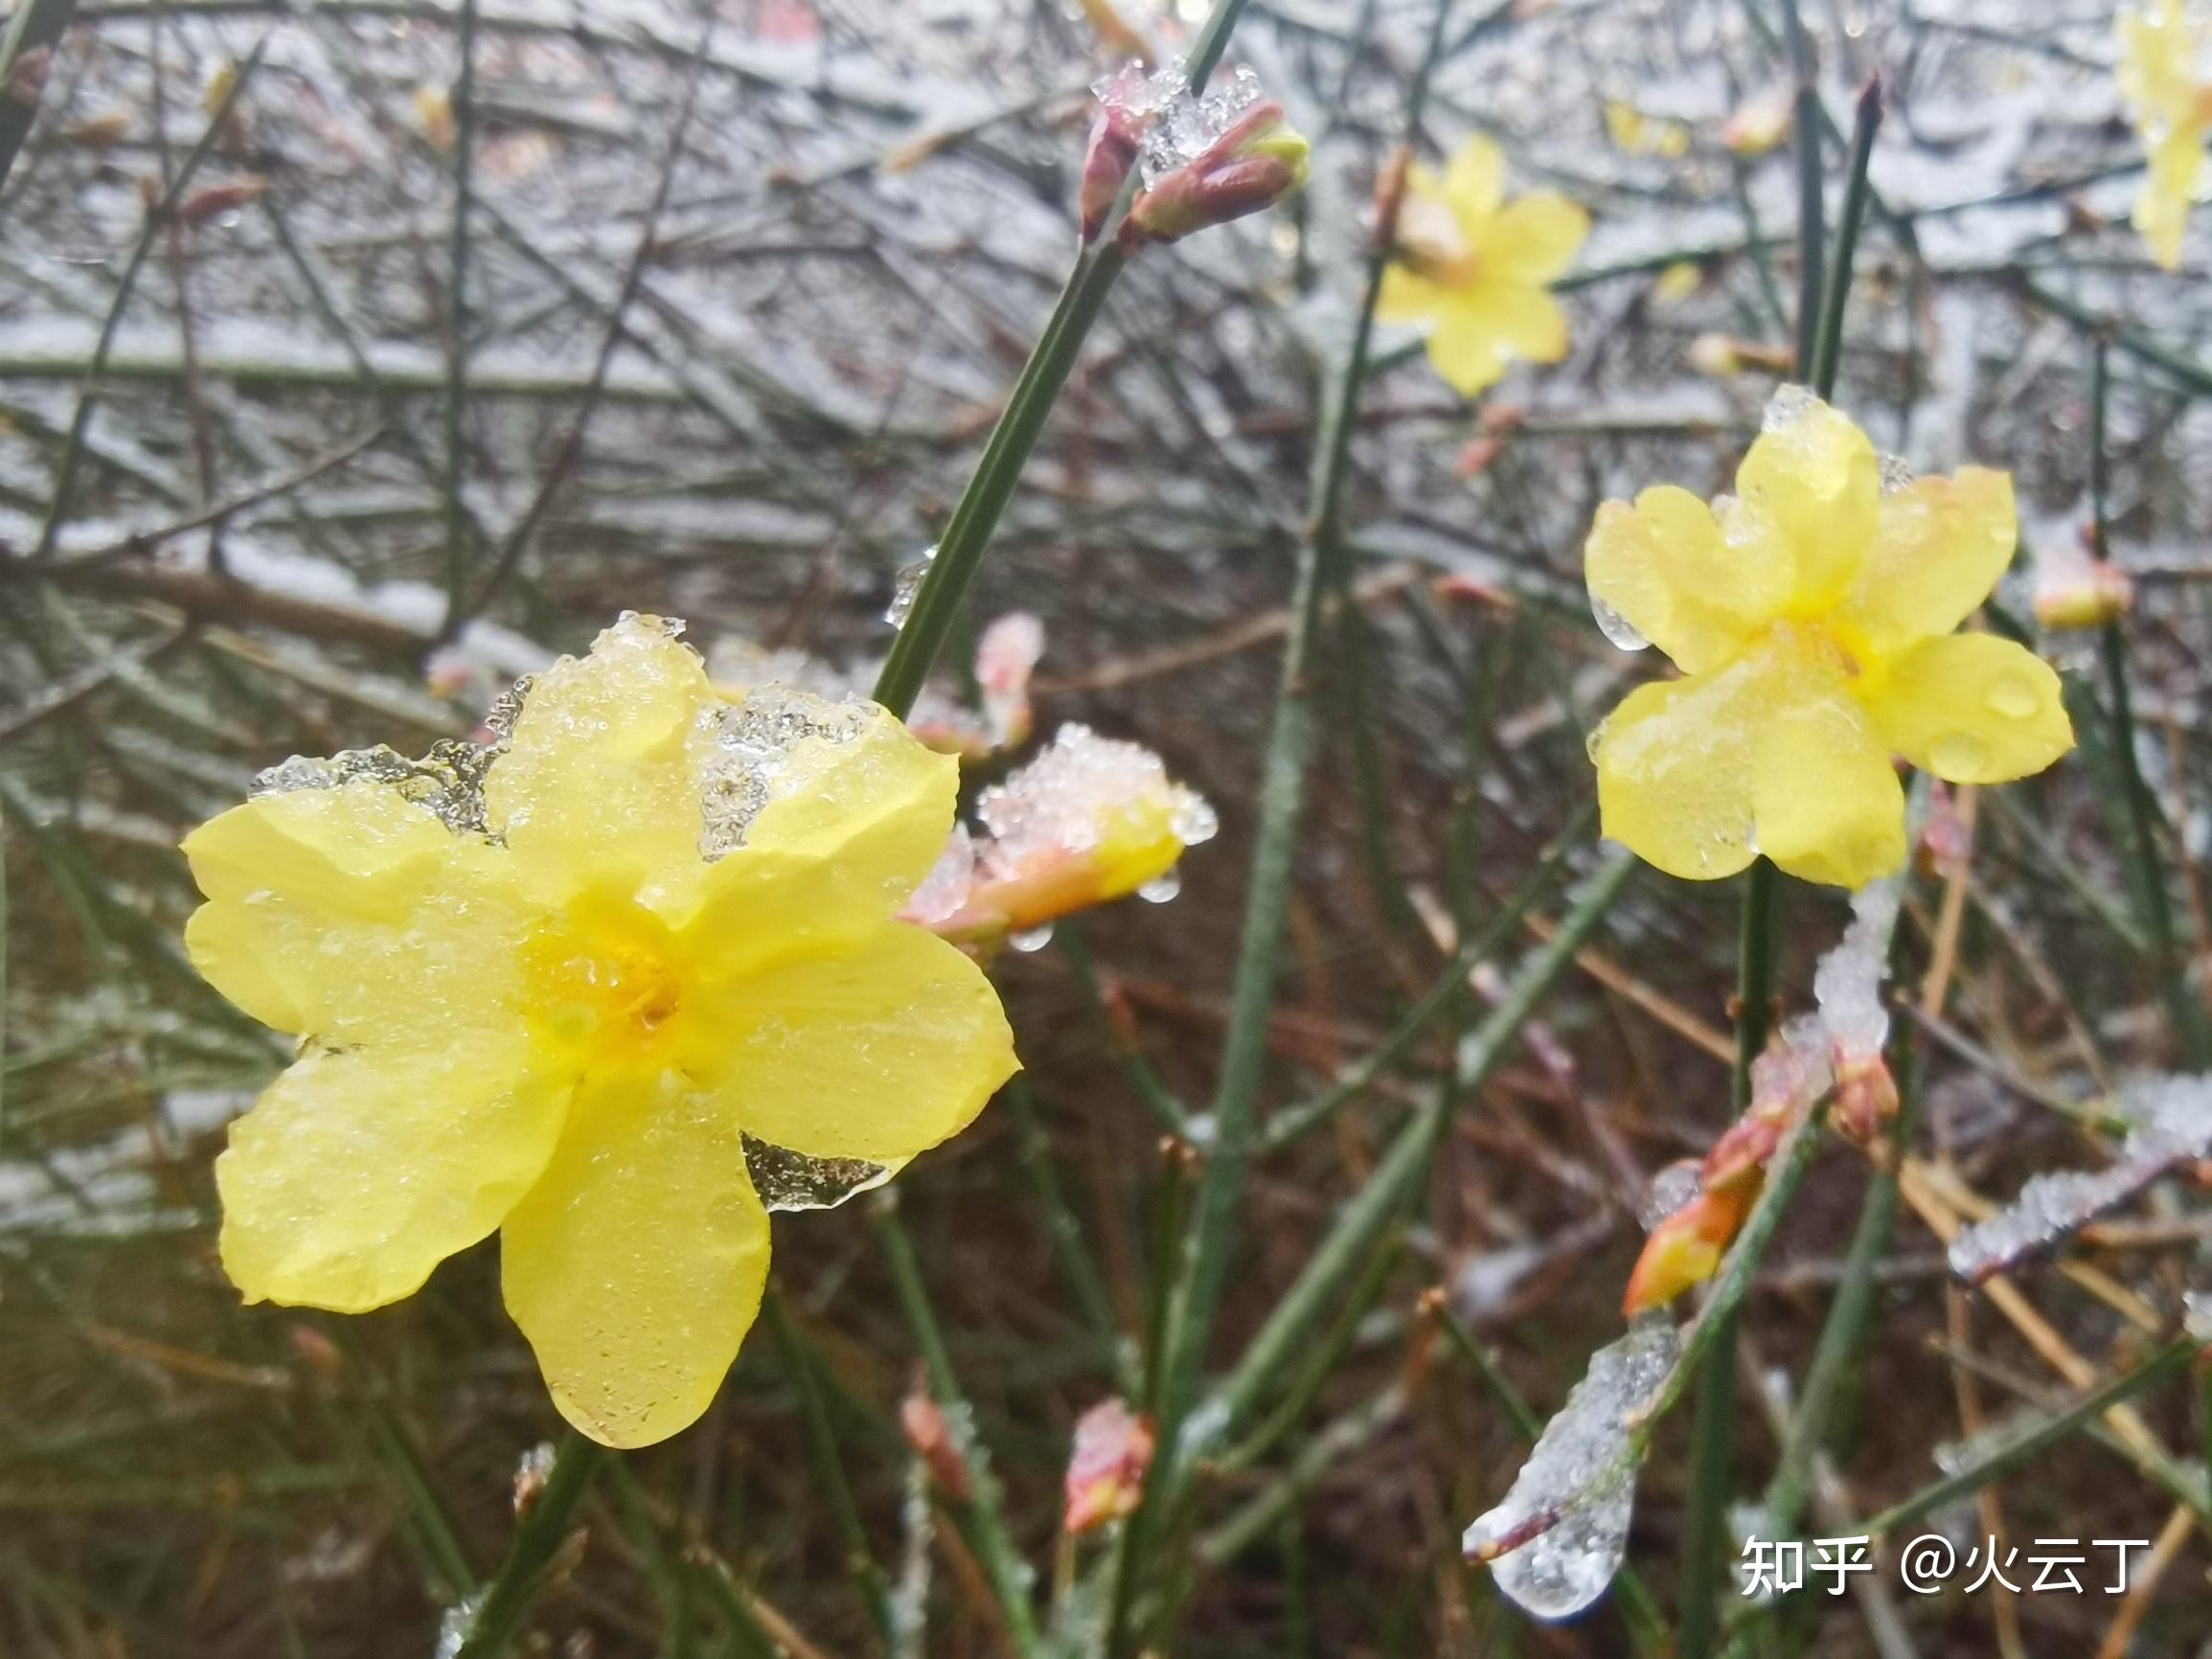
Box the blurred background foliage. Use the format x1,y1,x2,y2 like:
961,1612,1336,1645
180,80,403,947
5,0,2212,1654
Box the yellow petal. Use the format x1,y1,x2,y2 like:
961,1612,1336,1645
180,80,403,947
183,787,531,1043
1425,300,1505,396
1749,651,1905,889
1482,192,1590,285
1458,282,1569,365
1839,468,2018,654
1734,390,1881,608
1861,632,2075,785
501,1072,771,1448
676,693,959,978
689,921,1018,1165
1598,645,1905,889
1376,261,1447,326
1443,135,1505,228
1595,658,1763,882
486,614,718,910
2135,124,2202,271
217,1035,569,1312
1585,485,1791,673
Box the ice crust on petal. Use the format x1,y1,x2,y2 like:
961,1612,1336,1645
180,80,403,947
1639,1159,1702,1231
741,1134,898,1212
1466,1319,1679,1622
251,731,511,837
1947,1073,2212,1282
695,685,865,860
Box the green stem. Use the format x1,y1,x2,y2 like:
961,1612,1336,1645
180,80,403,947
448,1431,604,1659
1847,1338,2198,1540
1156,0,1456,1456
2087,336,2212,1065
1780,0,1824,378
439,0,481,633
1806,77,1883,401
869,0,1252,719
870,1194,1041,1653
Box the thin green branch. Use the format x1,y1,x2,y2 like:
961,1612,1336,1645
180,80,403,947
447,1430,604,1659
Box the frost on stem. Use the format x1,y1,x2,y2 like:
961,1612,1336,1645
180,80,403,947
1947,1073,2212,1283
1464,1318,1679,1622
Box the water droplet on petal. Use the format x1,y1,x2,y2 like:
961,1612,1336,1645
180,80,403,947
1171,793,1219,845
1009,923,1056,952
1589,593,1651,652
1984,675,2039,719
1137,870,1181,903
1928,731,1990,777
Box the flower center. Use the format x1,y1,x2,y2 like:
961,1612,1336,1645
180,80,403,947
524,888,689,1064
1398,195,1481,286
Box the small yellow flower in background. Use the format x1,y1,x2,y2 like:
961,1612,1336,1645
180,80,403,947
1603,98,1690,159
904,725,1216,945
1721,83,1793,159
1585,389,2074,890
183,614,1017,1448
1650,261,1702,307
2117,0,2212,269
1380,136,1590,398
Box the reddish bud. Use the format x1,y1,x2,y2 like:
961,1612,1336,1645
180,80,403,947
1062,1398,1155,1534
1831,1049,1900,1144
1124,101,1310,247
901,1392,971,1501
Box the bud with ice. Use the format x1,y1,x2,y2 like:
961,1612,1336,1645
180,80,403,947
2032,527,2134,632
903,724,1217,945
1086,59,1308,249
1062,1398,1156,1534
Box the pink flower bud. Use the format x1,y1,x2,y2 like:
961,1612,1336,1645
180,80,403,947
1063,1398,1156,1534
1125,100,1310,247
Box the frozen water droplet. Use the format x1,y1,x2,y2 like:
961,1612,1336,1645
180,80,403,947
1877,453,1916,496
1761,383,1821,433
1639,1160,1701,1231
1813,873,1903,1060
744,1135,897,1212
1928,731,1990,777
696,686,864,859
1010,923,1056,952
885,545,938,627
434,1591,488,1659
1585,718,1609,764
1985,675,2039,719
1589,593,1650,652
1137,870,1181,903
1465,1320,1678,1623
1171,793,1219,846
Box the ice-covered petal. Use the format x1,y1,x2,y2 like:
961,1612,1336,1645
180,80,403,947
486,614,718,910
1749,650,1905,890
1584,486,1790,674
1466,1320,1679,1622
688,920,1017,1166
218,1034,569,1312
1593,659,1762,883
182,784,534,1043
676,688,959,977
1862,633,2073,786
1482,193,1590,285
1840,468,2018,654
1734,388,1881,610
501,1070,771,1448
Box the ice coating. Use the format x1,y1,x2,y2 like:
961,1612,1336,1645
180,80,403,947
885,544,938,627
904,822,977,926
976,723,1207,859
743,1134,897,1212
1465,1318,1679,1622
252,734,509,837
1947,1073,2212,1282
1813,875,1903,1059
694,685,865,860
1094,57,1266,189
1639,1159,1702,1231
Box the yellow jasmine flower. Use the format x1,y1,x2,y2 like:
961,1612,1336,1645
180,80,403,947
182,614,1018,1447
1379,136,1590,398
1585,390,2074,890
1603,98,1690,159
2118,0,2212,269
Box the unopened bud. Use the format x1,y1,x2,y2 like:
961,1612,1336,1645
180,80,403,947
1622,1184,1754,1314
179,178,268,225
1371,144,1412,250
901,1392,971,1501
288,1324,344,1380
1722,84,1793,157
1062,1399,1155,1534
1125,101,1310,247
2033,556,2133,631
1831,1050,1900,1144
1078,103,1144,244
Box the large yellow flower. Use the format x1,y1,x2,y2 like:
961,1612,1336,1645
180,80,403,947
2119,0,2212,269
1379,136,1589,398
1585,390,2074,890
182,614,1018,1447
